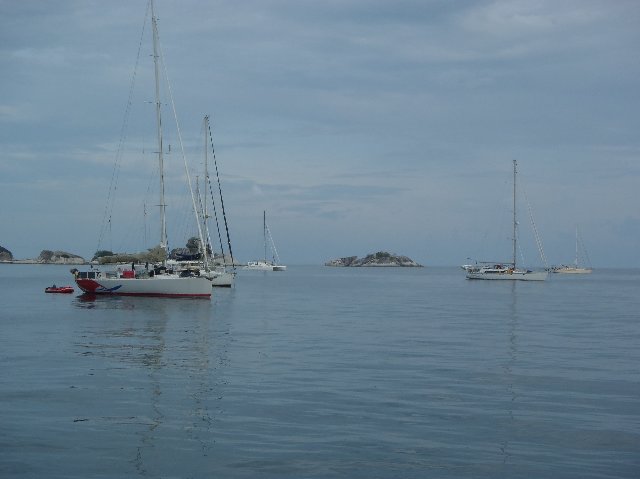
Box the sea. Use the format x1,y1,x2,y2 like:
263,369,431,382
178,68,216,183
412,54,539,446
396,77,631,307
1,264,638,478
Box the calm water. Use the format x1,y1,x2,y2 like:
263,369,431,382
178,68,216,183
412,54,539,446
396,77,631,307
1,264,638,478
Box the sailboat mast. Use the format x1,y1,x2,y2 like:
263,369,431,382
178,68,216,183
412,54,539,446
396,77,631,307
575,225,579,267
263,210,267,262
151,0,167,259
205,116,234,268
201,115,216,264
204,117,209,224
512,159,517,269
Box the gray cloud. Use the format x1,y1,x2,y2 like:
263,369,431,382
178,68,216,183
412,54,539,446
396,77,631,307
1,0,639,266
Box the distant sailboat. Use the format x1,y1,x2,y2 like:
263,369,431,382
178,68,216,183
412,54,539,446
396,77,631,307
245,211,286,271
465,160,548,281
550,226,592,274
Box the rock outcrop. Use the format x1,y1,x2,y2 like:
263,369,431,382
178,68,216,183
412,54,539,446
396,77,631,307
325,251,422,267
0,245,13,261
38,250,86,264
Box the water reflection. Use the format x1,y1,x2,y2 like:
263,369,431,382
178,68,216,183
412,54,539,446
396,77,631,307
72,293,210,310
71,293,230,475
500,282,519,466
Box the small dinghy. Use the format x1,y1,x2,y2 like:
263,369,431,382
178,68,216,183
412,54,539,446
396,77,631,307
45,285,74,294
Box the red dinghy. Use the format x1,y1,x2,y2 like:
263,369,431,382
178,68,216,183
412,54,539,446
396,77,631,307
45,285,74,294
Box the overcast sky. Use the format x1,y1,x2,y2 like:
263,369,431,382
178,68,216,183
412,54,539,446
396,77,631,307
1,0,639,267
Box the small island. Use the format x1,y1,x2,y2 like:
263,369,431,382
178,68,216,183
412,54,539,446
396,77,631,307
37,250,86,264
325,251,423,267
0,245,87,264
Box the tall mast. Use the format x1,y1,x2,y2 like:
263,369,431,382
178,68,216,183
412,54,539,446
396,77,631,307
575,225,579,267
512,159,517,269
204,116,209,224
201,115,214,264
206,116,234,268
151,0,167,259
263,210,267,262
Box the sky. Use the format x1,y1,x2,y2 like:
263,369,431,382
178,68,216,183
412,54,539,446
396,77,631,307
1,0,639,267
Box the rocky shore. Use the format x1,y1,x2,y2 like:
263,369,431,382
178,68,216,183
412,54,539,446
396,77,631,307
325,251,423,267
0,246,86,264
0,245,12,262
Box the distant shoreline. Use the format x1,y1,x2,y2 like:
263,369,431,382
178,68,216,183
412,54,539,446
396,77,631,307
0,260,89,265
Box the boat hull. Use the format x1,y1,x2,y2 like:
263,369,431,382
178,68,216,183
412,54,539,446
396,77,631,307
244,261,274,271
244,260,286,271
75,275,212,298
45,286,74,294
466,270,548,281
206,270,235,287
552,268,592,274
168,261,235,287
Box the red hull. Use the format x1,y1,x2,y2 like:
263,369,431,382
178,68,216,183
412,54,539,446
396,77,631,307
45,286,74,294
75,278,211,298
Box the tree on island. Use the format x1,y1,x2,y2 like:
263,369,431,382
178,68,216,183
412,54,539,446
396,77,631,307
37,250,85,264
170,237,201,261
95,237,205,265
0,245,14,261
92,250,114,261
170,236,211,261
39,250,55,262
95,245,166,264
186,236,200,253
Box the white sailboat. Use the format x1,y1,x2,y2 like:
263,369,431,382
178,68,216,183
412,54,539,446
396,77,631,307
245,211,287,271
466,160,548,281
72,0,211,298
551,226,593,274
180,115,236,287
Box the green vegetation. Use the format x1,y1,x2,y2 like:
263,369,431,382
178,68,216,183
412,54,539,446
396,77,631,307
95,237,203,265
39,250,54,262
0,245,13,261
97,245,166,264
92,250,114,261
186,236,201,253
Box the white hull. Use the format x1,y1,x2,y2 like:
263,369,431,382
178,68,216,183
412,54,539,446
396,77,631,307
75,272,212,297
205,270,235,287
168,260,235,287
552,267,592,274
244,260,274,271
466,269,548,281
244,260,286,271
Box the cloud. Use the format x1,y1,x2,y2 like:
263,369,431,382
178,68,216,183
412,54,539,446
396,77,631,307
1,0,639,265
11,46,70,66
460,0,601,36
0,104,33,123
